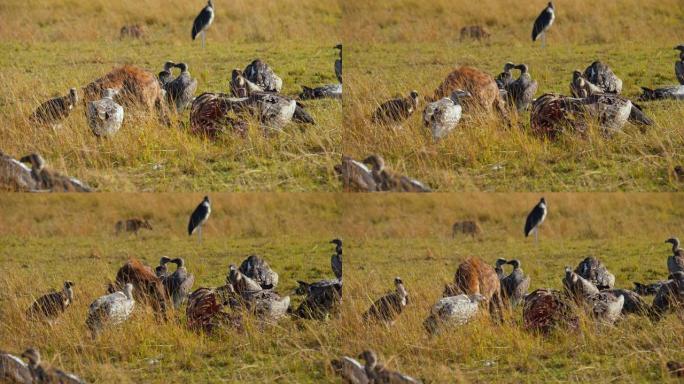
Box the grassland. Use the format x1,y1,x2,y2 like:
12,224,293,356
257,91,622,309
0,0,341,191
344,0,684,191
1,193,683,382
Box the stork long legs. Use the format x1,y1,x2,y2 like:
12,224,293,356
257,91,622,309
198,225,203,244
534,225,540,245
541,32,546,49
201,31,206,49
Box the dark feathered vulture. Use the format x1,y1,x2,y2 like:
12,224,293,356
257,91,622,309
507,64,538,111
583,61,623,94
164,258,195,309
675,45,684,85
372,91,419,124
334,44,342,84
26,281,74,321
158,61,176,89
650,271,684,320
0,349,32,384
166,62,198,112
531,2,555,47
524,197,547,242
665,237,684,274
362,277,408,324
30,88,78,128
575,256,615,290
239,255,279,289
22,348,85,384
334,155,377,192
331,238,343,281
495,62,515,90
191,0,214,48
501,259,530,307
20,153,92,192
188,196,211,242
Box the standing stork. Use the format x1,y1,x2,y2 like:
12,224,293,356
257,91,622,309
531,2,555,48
191,0,214,49
334,44,342,84
188,196,211,243
524,197,547,243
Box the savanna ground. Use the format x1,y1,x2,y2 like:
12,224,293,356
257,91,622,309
0,0,341,191
343,0,684,191
1,193,683,382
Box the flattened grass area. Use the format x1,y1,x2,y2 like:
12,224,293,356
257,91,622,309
344,0,684,191
0,0,341,191
1,193,683,382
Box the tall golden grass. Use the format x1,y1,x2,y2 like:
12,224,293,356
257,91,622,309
343,0,684,191
0,1,342,191
1,193,683,382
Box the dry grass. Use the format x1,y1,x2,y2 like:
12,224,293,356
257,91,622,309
1,193,684,382
343,0,684,191
0,0,342,191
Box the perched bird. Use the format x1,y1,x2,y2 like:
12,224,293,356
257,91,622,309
188,196,211,243
294,241,344,320
570,70,603,98
239,255,279,289
30,88,78,128
575,257,615,290
155,256,172,279
334,44,343,83
86,283,135,337
19,153,92,192
363,154,431,192
0,350,32,384
372,91,419,124
228,264,263,294
229,68,264,97
191,0,214,48
331,355,369,384
638,85,684,101
158,61,176,88
524,197,547,243
334,155,377,192
583,61,623,94
21,348,85,384
501,259,531,307
531,2,555,48
651,271,684,320
0,151,38,192
243,59,283,93
358,350,422,384
423,294,485,334
523,288,579,334
495,62,516,90
562,267,599,303
633,280,667,296
422,90,470,140
494,258,508,280
86,88,124,138
248,92,298,130
665,237,684,274
166,62,198,112
507,64,538,111
586,291,624,324
299,83,342,100
26,280,74,322
164,258,195,309
331,238,343,281
675,45,684,85
602,288,651,316
363,277,408,325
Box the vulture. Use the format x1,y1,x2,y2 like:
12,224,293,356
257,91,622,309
357,350,422,384
362,277,409,325
507,64,538,111
86,88,124,138
21,348,85,384
638,85,684,101
363,154,431,192
30,88,78,128
495,62,515,90
0,350,32,384
372,91,419,124
423,294,485,335
239,255,279,289
26,280,74,322
331,355,368,384
583,61,623,94
334,44,342,83
157,61,176,88
575,257,615,290
294,241,343,320
334,155,377,192
19,153,92,192
0,151,38,191
86,283,135,337
243,59,283,93
665,237,684,274
166,62,198,112
501,259,531,307
651,272,684,320
422,90,470,140
676,45,684,85
164,257,195,309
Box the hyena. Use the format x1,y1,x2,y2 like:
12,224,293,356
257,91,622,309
452,220,482,238
115,218,153,235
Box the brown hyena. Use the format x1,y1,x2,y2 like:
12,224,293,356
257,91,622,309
452,220,482,238
115,218,153,235
460,25,491,41
120,24,145,39
429,66,508,121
